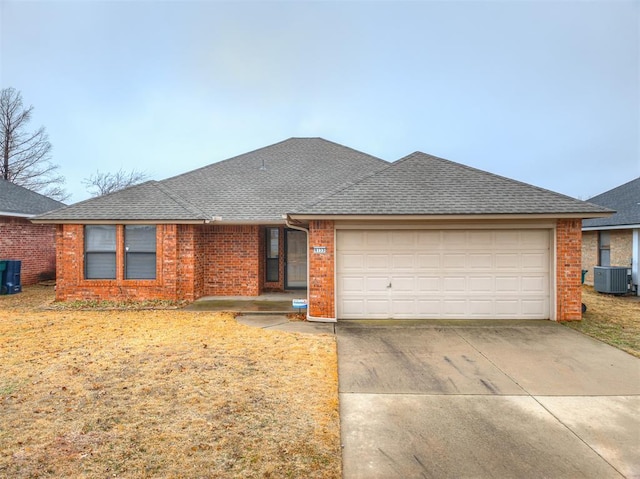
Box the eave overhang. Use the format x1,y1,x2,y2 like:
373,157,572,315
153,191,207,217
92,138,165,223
287,212,613,222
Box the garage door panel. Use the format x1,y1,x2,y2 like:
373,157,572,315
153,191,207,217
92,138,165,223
495,276,520,292
417,231,442,246
391,299,416,315
341,253,364,270
366,299,391,315
443,254,466,268
342,299,365,316
391,231,416,247
337,229,550,320
443,300,467,315
468,300,493,315
468,231,493,245
392,254,415,269
443,277,466,292
522,299,547,316
443,231,466,245
341,276,365,293
469,276,493,292
522,253,548,270
418,254,440,268
366,232,390,247
391,276,415,292
366,254,389,269
418,277,440,292
494,231,521,248
495,300,521,316
417,299,441,315
469,253,493,268
522,276,547,293
366,276,390,292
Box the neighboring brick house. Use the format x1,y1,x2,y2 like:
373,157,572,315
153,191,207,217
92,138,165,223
33,138,610,321
0,180,65,285
582,177,639,296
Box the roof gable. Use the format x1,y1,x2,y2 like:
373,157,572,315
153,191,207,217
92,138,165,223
583,177,640,228
0,180,65,216
293,152,612,217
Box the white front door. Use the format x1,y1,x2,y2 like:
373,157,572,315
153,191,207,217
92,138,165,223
336,229,550,319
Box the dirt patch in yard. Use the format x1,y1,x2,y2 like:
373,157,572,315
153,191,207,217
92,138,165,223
0,287,340,478
564,286,640,358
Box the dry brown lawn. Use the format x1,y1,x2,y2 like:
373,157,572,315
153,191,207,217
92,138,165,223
0,287,341,478
564,285,640,358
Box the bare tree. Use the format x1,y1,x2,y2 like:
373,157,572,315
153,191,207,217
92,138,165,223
83,168,150,197
0,87,68,201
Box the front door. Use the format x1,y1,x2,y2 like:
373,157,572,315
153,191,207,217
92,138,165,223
285,230,307,289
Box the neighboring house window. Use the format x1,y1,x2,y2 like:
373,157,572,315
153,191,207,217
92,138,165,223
599,231,610,267
85,225,116,279
125,225,157,279
266,227,279,282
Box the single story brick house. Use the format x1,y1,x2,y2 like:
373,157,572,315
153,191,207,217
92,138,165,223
0,180,65,285
581,177,639,295
33,138,610,321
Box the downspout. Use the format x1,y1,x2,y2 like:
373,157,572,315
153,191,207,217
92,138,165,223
285,216,337,323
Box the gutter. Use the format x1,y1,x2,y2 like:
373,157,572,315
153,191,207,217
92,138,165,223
1,211,34,218
285,215,337,323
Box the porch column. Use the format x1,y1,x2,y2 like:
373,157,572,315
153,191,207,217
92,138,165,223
308,220,336,320
556,219,583,321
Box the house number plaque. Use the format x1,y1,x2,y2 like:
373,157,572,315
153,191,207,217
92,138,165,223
313,246,327,254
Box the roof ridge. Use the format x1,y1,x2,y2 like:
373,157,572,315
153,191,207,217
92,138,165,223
308,137,388,165
152,182,209,219
163,137,388,183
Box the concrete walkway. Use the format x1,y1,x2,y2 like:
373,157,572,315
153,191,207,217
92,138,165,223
236,314,336,334
337,320,640,478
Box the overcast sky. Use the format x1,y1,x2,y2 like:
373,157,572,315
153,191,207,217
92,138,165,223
1,0,638,203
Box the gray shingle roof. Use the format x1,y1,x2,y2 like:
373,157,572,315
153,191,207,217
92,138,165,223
36,180,210,221
582,177,640,228
292,152,612,216
0,180,65,216
35,138,389,222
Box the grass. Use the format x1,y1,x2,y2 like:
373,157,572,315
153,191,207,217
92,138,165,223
563,285,640,358
0,287,341,478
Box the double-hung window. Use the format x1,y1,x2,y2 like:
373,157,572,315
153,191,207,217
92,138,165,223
85,225,117,279
125,225,157,279
598,231,611,267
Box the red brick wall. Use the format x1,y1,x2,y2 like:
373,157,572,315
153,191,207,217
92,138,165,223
54,223,267,302
557,219,582,321
308,220,335,319
0,216,57,285
202,225,261,296
55,224,195,302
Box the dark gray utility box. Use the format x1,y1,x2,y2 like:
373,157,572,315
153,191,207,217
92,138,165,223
593,266,630,295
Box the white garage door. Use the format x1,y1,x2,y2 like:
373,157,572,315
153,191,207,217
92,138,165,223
337,229,550,319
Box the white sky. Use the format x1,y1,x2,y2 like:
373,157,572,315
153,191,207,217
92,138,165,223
1,0,638,203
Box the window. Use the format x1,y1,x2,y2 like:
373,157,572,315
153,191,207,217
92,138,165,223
125,225,157,279
85,225,116,279
599,231,610,267
266,227,279,282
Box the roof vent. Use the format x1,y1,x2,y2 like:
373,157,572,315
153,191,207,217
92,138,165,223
259,158,267,171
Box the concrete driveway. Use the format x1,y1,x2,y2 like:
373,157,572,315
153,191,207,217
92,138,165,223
337,320,640,478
